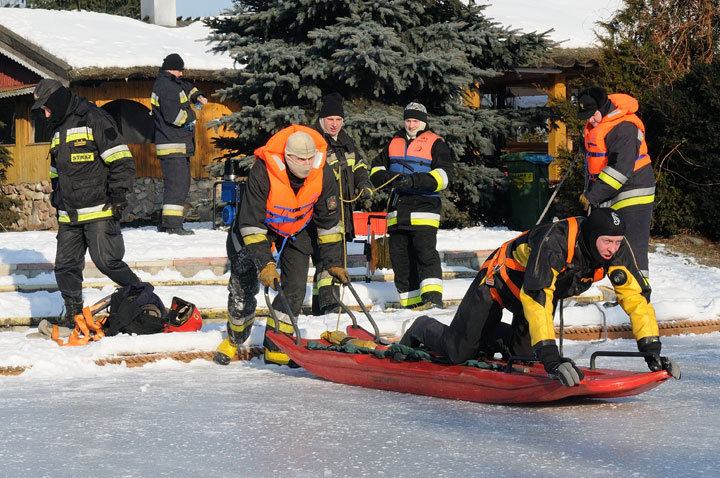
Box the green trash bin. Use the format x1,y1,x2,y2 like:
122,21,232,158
501,153,553,231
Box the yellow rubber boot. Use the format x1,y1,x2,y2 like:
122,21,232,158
213,337,238,365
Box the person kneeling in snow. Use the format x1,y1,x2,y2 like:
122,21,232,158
399,208,680,386
213,126,350,366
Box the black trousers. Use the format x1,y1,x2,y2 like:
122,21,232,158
160,156,191,228
615,202,653,277
54,219,139,303
400,272,533,364
389,228,442,307
309,233,340,315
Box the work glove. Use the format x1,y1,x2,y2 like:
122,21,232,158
638,337,681,379
579,193,591,212
258,263,280,290
327,266,351,285
355,181,374,200
392,174,414,191
535,343,585,387
104,195,128,220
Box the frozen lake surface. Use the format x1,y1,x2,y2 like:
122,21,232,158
1,333,717,477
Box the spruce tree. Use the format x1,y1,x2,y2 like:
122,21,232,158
205,0,552,225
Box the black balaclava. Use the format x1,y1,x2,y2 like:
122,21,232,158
44,86,72,129
579,208,626,265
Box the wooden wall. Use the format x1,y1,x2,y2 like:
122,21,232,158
3,78,236,184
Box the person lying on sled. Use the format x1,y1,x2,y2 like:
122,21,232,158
399,208,680,386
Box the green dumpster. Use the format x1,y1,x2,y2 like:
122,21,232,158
501,153,553,231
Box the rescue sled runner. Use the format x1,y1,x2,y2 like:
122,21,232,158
265,283,673,405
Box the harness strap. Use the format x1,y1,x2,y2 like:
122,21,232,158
52,306,107,346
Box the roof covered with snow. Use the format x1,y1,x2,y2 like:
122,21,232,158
0,8,235,81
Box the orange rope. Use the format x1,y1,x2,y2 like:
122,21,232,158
0,346,266,376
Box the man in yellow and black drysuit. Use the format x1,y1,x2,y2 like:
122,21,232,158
400,208,680,386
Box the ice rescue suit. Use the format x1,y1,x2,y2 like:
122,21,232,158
584,93,654,277
48,93,139,303
150,70,204,228
309,120,370,314
401,216,659,364
224,125,343,364
370,128,453,308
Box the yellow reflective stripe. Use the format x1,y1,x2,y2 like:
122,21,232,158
352,162,367,173
598,171,623,190
266,317,295,334
156,143,187,156
410,218,439,227
172,109,188,126
77,209,113,222
49,171,59,179
189,87,199,97
102,145,132,163
429,169,445,192
420,283,443,295
370,166,386,177
150,92,160,107
318,233,342,244
50,134,60,149
58,214,70,223
66,133,94,142
317,276,334,289
264,349,290,365
243,233,267,246
399,295,423,307
611,194,655,210
228,320,254,333
179,91,188,104
162,204,184,217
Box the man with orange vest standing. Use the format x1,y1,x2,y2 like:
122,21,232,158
577,86,655,279
213,125,350,366
399,208,680,386
370,101,453,310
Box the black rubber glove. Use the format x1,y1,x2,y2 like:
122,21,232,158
638,336,681,378
393,174,414,190
104,194,128,220
535,343,585,387
355,181,374,200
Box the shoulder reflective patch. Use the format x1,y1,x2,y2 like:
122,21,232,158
71,153,94,162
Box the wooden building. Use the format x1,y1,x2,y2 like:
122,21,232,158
0,8,235,186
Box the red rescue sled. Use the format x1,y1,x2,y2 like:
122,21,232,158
267,330,671,404
264,282,671,404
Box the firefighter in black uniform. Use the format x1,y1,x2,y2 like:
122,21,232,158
578,86,655,279
400,208,680,386
150,53,207,235
309,92,373,315
370,101,453,309
213,125,350,366
31,79,139,334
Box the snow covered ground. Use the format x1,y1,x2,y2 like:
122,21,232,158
1,223,719,476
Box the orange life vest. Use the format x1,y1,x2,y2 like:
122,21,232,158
584,93,651,179
388,131,441,196
254,125,328,238
481,217,604,307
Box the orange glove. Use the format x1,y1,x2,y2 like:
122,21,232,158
327,266,350,285
258,263,280,290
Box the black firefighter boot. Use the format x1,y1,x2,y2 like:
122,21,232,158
39,300,83,338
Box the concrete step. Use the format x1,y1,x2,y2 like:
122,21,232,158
0,250,493,280
0,269,478,293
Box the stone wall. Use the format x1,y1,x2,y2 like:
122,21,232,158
2,177,218,231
